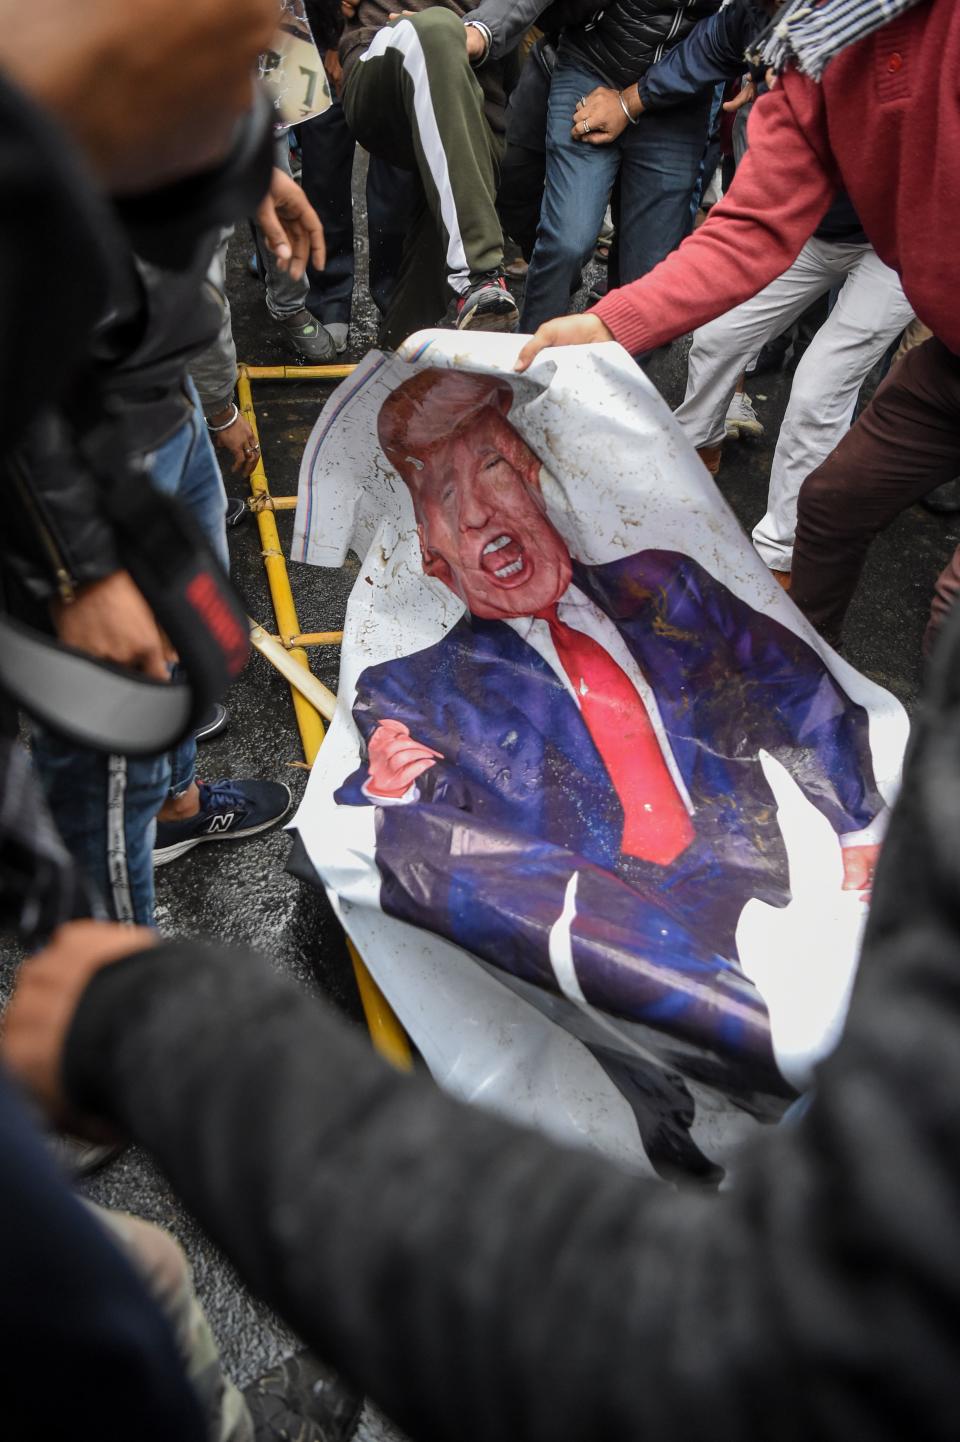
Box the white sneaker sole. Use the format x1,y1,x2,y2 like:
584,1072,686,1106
456,294,519,333
153,800,291,867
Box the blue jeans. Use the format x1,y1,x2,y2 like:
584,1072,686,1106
32,385,228,924
520,57,710,334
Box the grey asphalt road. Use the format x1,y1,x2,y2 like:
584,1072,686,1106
2,150,957,1436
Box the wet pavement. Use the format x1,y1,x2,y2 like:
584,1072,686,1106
3,154,958,1429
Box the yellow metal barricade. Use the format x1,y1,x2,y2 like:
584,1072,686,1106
237,364,414,1072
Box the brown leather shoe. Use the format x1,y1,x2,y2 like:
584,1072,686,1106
697,444,723,476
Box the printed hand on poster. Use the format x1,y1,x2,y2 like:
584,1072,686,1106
335,368,887,1089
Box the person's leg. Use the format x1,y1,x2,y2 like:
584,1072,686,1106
365,154,421,319
688,83,725,225
927,543,960,653
30,401,220,924
343,11,504,309
92,1207,253,1442
497,53,550,263
520,59,620,331
254,145,311,323
297,99,356,330
155,382,229,567
29,737,168,924
141,391,224,821
147,396,291,857
253,142,336,360
791,337,960,646
377,185,451,349
675,237,846,453
753,248,915,573
614,98,710,289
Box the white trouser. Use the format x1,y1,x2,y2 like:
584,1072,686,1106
674,238,914,569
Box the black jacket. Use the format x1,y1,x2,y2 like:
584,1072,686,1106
0,74,208,1442
2,103,272,606
563,0,722,91
639,0,768,108
0,76,119,452
64,592,960,1442
0,76,127,608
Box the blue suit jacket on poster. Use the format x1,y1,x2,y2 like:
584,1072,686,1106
337,550,884,1088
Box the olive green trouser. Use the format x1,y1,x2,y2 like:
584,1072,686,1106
343,8,504,346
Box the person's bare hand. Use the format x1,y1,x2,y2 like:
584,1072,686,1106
256,166,326,280
0,920,157,1130
51,571,170,681
367,719,443,799
465,24,488,62
341,0,358,17
723,78,757,112
515,313,614,372
208,408,260,477
841,843,881,898
572,85,639,145
0,0,279,192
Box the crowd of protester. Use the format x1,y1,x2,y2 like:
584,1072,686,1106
2,0,960,1439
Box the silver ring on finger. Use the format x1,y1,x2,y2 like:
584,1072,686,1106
582,118,591,134
578,94,586,107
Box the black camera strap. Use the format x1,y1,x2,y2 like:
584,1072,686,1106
0,413,250,757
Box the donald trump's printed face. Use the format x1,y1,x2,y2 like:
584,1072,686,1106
378,370,572,620
411,412,573,620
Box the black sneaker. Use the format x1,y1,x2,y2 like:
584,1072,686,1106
153,778,291,866
225,496,248,528
194,703,229,743
278,308,338,362
452,272,519,332
921,477,960,515
242,1351,362,1442
49,1134,126,1179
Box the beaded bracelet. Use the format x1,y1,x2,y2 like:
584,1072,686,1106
206,402,240,433
618,89,639,125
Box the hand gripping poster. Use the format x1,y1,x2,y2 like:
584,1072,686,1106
291,333,907,1181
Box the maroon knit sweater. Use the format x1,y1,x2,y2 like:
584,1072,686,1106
593,0,959,355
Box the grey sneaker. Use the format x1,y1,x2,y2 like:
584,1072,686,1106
324,322,349,354
724,390,764,440
242,1351,362,1442
278,309,338,363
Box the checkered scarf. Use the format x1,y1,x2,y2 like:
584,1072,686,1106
758,0,929,78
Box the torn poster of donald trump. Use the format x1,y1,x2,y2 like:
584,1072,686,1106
291,332,907,1181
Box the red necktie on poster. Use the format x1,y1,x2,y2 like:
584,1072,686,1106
538,606,695,866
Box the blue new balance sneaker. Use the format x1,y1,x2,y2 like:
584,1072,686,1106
153,778,291,866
